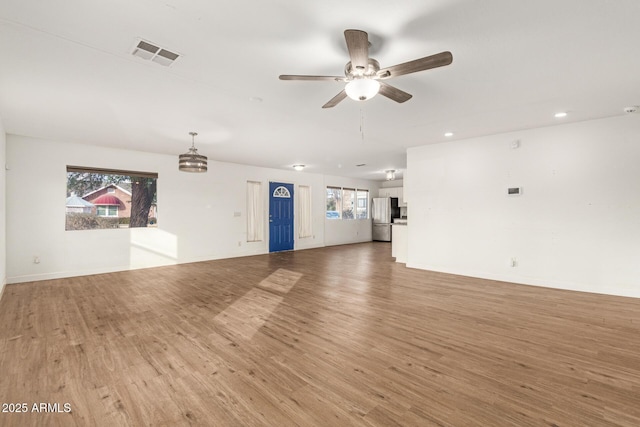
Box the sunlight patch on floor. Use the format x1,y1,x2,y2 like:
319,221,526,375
257,268,303,293
213,268,303,340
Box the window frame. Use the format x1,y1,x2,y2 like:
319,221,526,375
65,166,158,231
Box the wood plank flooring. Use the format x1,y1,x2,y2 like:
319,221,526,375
1,242,640,426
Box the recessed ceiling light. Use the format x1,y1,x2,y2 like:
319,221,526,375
554,112,568,118
444,132,454,137
293,164,305,171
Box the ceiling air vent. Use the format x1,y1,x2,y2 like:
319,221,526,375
131,39,180,66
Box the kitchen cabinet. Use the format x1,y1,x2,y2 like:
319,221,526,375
379,187,406,207
397,188,406,207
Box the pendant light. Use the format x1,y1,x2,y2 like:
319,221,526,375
179,132,207,173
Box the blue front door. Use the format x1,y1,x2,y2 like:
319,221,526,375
269,182,294,253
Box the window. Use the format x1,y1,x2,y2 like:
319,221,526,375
326,187,342,219
298,185,312,238
356,190,369,219
96,205,118,217
247,181,263,242
342,188,355,219
273,186,291,198
66,166,158,231
326,186,369,220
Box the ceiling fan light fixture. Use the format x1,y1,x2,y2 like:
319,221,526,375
179,132,208,173
345,78,380,101
293,164,305,171
385,170,396,181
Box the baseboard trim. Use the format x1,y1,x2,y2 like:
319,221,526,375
405,262,640,299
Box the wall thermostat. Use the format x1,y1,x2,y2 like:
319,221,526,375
507,187,522,196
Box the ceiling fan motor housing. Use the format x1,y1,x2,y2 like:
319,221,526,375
345,58,380,79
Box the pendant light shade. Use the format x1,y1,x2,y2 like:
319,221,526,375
179,132,207,173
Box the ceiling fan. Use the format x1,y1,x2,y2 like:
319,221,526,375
279,29,453,108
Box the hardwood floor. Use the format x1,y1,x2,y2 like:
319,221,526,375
1,242,640,426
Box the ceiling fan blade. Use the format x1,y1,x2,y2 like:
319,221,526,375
322,90,347,108
378,51,453,79
344,29,369,71
378,82,412,103
279,75,346,81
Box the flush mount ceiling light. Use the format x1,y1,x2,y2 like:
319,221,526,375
554,112,568,118
345,78,380,101
385,170,396,181
293,164,305,171
444,132,454,137
179,132,207,173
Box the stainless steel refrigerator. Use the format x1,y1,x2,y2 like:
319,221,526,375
372,197,392,241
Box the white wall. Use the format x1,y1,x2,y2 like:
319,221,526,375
0,117,5,298
324,175,379,246
6,135,377,283
407,115,640,298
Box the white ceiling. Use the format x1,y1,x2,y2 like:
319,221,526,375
1,0,639,181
